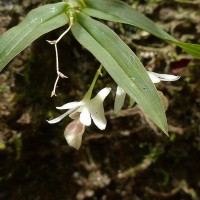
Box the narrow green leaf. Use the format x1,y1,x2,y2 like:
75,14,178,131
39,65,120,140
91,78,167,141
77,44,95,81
174,43,200,58
83,0,200,58
72,13,168,134
0,2,69,72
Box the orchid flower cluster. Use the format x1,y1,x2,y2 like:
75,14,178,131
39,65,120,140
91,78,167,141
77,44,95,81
46,19,179,150
47,65,179,150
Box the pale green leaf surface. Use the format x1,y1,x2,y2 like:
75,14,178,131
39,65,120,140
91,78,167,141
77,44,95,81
0,2,69,72
83,0,200,58
72,13,168,134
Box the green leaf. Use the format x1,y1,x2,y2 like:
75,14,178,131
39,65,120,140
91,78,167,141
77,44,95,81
71,13,168,134
0,2,69,72
83,0,200,59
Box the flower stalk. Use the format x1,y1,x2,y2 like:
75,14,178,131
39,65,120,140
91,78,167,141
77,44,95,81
83,64,103,100
47,17,74,97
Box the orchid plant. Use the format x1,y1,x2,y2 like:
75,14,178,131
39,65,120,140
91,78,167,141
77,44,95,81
0,0,199,149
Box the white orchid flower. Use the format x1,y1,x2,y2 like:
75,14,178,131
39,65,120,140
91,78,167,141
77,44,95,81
47,87,111,149
114,71,180,112
47,87,111,128
47,65,111,150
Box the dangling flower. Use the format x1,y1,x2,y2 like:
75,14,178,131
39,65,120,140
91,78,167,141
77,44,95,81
47,87,111,149
47,65,111,149
114,71,180,112
47,87,111,128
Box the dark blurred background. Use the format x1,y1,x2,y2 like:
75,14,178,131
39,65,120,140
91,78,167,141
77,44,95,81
0,0,200,199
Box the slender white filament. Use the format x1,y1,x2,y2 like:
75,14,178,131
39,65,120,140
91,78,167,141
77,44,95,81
47,17,73,97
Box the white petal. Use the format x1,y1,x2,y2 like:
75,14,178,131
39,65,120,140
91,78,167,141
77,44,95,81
114,86,126,113
148,71,180,83
151,72,180,81
46,109,73,124
89,87,111,130
147,72,162,83
56,101,83,110
64,120,85,150
93,87,111,102
80,107,91,126
90,103,107,130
